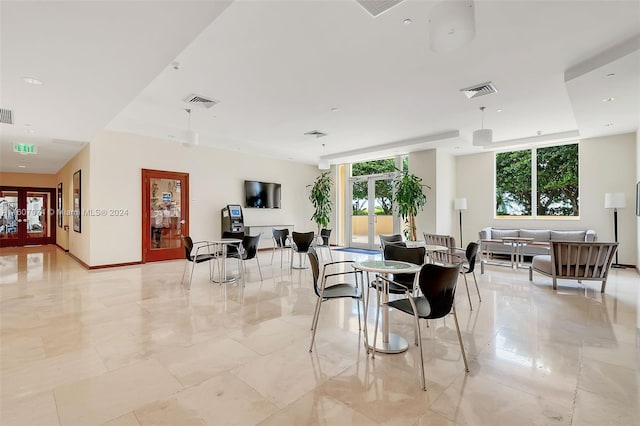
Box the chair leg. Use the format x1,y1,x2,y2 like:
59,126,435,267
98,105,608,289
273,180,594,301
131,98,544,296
452,307,470,373
309,299,323,352
372,281,381,358
271,247,275,265
356,297,362,331
181,260,189,286
414,313,426,391
188,260,197,289
472,271,481,302
310,296,322,331
359,277,369,353
462,274,473,310
256,257,263,281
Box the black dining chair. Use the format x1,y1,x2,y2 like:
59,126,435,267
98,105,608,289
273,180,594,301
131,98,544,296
370,244,426,355
377,263,469,390
379,234,404,253
307,248,368,352
180,235,218,289
227,234,263,282
271,228,291,267
290,231,315,269
454,242,481,310
315,228,334,261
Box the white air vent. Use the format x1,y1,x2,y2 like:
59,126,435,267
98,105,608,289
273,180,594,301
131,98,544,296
304,130,327,138
356,0,405,17
183,94,217,109
460,82,498,99
0,108,14,124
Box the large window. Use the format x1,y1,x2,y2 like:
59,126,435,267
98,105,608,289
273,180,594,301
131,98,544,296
496,144,579,217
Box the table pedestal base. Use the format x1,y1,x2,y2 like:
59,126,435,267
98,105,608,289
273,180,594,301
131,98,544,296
212,275,237,284
367,332,409,354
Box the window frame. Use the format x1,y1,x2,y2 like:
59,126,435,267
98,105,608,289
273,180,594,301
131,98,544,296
494,142,580,220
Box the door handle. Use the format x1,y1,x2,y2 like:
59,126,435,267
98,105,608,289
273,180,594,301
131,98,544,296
179,220,186,224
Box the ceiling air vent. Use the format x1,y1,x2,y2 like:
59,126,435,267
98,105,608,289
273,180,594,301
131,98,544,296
0,108,14,124
183,94,218,109
304,130,327,138
460,82,498,99
356,0,405,17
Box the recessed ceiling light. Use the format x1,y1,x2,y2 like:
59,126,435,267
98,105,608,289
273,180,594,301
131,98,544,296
496,109,502,113
536,130,542,136
330,107,339,112
22,76,43,85
604,123,614,127
18,165,26,168
606,73,615,77
602,97,615,102
24,128,35,134
454,146,460,150
403,18,412,25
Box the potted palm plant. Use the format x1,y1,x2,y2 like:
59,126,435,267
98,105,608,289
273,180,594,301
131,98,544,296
393,169,429,241
308,171,333,234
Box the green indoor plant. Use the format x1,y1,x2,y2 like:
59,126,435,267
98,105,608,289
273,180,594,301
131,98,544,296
393,169,429,241
308,171,333,234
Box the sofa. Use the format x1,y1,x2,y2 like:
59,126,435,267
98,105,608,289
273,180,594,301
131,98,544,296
479,227,597,259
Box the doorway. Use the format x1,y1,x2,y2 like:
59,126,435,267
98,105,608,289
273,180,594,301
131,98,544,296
141,169,189,262
0,187,56,247
348,174,397,249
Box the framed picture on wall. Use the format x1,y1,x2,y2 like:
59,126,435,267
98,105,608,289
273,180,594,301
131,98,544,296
57,182,63,228
73,170,81,233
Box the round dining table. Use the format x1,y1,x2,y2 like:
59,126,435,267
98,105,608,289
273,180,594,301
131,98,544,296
209,238,242,283
352,259,422,354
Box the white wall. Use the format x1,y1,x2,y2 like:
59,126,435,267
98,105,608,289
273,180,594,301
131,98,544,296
455,133,637,265
409,149,437,237
87,131,319,266
56,144,91,264
435,150,455,237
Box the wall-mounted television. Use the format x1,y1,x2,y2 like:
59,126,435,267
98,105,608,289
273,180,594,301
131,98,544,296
244,180,281,209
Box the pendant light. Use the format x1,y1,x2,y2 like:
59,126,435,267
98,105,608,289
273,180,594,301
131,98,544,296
472,106,492,146
184,108,199,145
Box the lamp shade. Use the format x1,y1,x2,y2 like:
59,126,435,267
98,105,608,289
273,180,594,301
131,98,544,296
428,0,476,53
604,192,625,209
454,197,468,210
185,129,199,146
318,159,330,170
472,128,492,146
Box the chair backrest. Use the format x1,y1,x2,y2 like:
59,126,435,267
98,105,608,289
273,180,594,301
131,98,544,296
379,234,403,250
423,232,456,263
292,231,315,252
242,234,261,260
222,231,241,256
418,263,462,319
181,235,193,260
383,244,426,288
320,228,332,246
550,241,618,279
272,228,290,248
307,247,322,297
464,241,479,273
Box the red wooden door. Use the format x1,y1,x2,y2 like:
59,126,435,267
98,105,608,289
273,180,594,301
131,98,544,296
142,169,189,262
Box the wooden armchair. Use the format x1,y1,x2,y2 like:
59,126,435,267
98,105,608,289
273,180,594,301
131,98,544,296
529,241,618,292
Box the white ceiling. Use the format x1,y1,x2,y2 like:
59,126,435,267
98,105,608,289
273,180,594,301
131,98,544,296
1,0,639,174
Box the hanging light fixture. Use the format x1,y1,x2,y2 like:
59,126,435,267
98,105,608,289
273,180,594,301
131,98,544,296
472,106,492,146
428,0,476,53
183,108,199,145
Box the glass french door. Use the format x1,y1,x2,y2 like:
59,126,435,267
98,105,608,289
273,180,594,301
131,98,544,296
349,174,397,249
142,169,189,262
0,187,56,247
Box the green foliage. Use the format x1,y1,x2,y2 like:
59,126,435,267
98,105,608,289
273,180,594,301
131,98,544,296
308,171,333,233
496,150,532,215
496,144,579,217
537,144,579,216
351,159,395,215
393,169,429,240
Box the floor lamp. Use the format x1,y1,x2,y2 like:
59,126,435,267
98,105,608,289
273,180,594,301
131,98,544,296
454,198,468,246
604,192,625,268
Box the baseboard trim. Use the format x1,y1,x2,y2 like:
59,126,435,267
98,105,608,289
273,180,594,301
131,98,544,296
89,261,142,270
67,252,90,269
66,252,142,270
55,243,69,253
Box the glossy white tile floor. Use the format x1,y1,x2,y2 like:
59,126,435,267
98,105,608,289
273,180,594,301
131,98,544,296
1,245,638,425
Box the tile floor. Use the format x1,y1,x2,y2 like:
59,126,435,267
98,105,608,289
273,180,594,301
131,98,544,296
0,245,638,425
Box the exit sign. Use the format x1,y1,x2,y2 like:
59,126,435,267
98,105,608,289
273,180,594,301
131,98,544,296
13,143,37,154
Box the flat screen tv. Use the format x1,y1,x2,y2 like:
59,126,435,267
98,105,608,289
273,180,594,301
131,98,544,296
244,180,281,209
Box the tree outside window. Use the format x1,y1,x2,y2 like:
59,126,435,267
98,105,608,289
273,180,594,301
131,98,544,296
495,144,579,217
